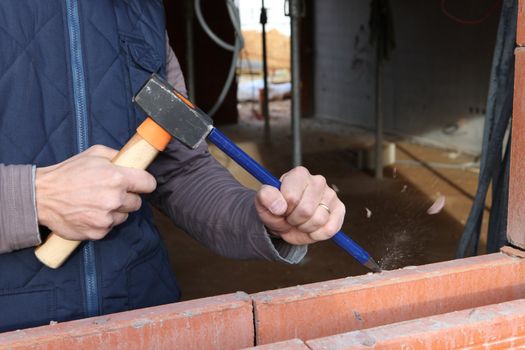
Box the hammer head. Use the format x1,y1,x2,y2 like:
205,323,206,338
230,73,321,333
133,74,214,149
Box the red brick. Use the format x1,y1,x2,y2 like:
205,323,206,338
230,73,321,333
0,292,254,350
518,0,525,46
306,298,525,349
509,48,525,248
252,253,525,344
241,339,309,350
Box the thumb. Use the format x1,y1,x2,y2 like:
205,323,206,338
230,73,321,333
255,185,288,216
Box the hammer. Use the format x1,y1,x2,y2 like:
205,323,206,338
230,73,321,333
36,75,382,273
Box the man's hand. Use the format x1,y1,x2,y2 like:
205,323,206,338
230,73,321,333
35,145,157,241
254,166,345,245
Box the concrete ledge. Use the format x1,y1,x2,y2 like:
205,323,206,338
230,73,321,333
0,292,254,350
306,298,525,349
252,253,525,344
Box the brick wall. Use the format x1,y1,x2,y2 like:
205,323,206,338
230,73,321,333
2,253,525,349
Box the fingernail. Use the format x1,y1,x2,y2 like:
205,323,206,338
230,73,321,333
269,199,286,215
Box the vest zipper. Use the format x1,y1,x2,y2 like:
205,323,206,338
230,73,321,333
65,0,100,318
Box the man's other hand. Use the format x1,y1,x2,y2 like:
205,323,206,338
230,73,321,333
254,166,345,245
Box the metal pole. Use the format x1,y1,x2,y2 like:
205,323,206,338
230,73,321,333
290,0,302,167
185,0,196,100
261,0,271,143
374,41,384,180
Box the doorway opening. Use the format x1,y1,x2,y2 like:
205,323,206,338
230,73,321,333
237,1,291,127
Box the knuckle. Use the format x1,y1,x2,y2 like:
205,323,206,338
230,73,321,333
312,214,327,227
115,213,129,225
256,186,267,200
95,231,107,240
325,188,337,201
312,175,327,188
90,145,105,152
88,145,108,157
133,196,143,211
84,146,96,155
283,192,300,209
257,185,276,203
88,229,107,241
312,229,332,241
130,171,156,193
292,166,310,177
109,170,125,186
106,199,119,211
126,195,142,212
296,204,316,220
302,217,323,232
334,200,346,217
324,220,340,235
147,175,158,192
322,231,334,240
256,189,269,207
339,202,346,216
97,215,114,230
102,193,122,211
279,170,292,182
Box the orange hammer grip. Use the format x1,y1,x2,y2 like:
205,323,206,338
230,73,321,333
136,117,172,151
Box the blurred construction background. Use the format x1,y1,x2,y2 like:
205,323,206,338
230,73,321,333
162,0,507,300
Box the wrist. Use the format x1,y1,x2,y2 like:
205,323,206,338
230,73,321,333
35,166,55,227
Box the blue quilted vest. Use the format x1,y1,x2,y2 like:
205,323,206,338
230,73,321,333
0,0,181,332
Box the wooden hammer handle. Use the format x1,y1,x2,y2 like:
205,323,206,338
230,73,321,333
35,124,169,269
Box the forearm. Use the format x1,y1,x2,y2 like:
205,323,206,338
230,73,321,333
0,164,41,253
148,141,306,263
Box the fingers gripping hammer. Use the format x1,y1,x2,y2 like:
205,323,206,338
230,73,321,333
34,111,172,268
36,75,382,273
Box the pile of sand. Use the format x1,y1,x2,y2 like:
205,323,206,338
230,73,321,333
240,29,290,72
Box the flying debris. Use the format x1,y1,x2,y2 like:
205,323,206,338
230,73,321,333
427,195,446,215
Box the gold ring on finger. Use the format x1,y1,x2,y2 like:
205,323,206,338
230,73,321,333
318,203,331,215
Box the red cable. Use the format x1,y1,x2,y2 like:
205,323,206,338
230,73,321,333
441,0,502,25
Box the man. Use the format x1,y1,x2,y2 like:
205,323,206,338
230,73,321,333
0,0,344,332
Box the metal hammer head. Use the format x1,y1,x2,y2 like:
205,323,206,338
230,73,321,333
133,74,214,149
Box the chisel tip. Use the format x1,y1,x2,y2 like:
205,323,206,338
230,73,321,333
364,258,382,273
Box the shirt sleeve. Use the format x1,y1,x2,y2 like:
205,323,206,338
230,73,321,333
0,164,41,253
165,32,188,97
148,35,307,263
148,140,306,263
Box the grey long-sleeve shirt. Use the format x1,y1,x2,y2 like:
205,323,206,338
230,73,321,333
0,36,306,264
